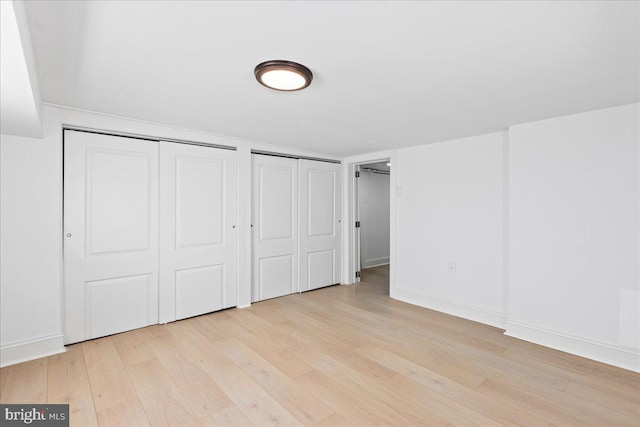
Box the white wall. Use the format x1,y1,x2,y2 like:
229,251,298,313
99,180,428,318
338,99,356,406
0,104,341,367
392,132,507,328
506,103,639,371
0,107,61,365
358,170,390,268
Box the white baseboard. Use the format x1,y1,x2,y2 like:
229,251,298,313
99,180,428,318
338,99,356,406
391,288,507,329
0,333,65,367
363,257,390,269
505,320,640,373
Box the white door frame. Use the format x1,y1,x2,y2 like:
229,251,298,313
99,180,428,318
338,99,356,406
341,150,398,295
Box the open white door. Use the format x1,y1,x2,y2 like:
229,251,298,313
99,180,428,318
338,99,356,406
159,142,237,322
63,130,159,344
252,155,298,301
298,160,342,292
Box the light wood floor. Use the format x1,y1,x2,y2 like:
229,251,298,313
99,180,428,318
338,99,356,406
1,265,639,426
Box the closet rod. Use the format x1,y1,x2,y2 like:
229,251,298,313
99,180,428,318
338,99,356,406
62,125,237,151
361,167,390,175
251,149,341,164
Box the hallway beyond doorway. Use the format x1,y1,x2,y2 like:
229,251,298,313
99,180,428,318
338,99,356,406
361,264,389,296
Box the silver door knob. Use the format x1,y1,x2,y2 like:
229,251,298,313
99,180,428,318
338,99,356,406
66,233,72,237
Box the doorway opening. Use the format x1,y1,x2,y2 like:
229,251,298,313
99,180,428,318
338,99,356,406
355,160,391,295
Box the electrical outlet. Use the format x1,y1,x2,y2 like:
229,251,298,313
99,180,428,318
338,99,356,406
448,259,456,272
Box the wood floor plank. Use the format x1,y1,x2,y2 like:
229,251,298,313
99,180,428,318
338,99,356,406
475,350,639,425
313,412,352,427
501,343,640,403
165,319,235,374
95,401,150,427
230,325,315,379
418,348,487,390
82,337,150,426
254,297,325,328
280,306,436,362
110,325,167,367
478,376,638,426
423,346,567,392
0,357,47,403
503,341,640,388
47,344,98,427
355,343,551,426
563,378,640,419
215,337,334,425
330,352,498,426
189,311,250,340
145,332,233,419
210,364,302,426
296,369,414,426
309,354,479,426
126,358,201,426
477,378,592,426
200,405,254,426
226,308,317,353
285,296,439,363
292,334,398,384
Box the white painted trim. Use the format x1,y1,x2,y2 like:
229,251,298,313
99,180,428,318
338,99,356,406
391,287,507,329
505,320,640,373
363,257,390,268
0,333,65,367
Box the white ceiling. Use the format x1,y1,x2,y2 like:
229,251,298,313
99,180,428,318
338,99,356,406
24,1,639,156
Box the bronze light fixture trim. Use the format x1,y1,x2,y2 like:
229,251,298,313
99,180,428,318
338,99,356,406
254,60,313,91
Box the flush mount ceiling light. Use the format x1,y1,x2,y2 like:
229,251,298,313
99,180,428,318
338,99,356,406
254,60,313,91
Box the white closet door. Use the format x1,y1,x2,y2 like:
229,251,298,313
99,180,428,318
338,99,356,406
299,160,342,292
252,155,298,301
159,142,237,322
63,130,159,344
